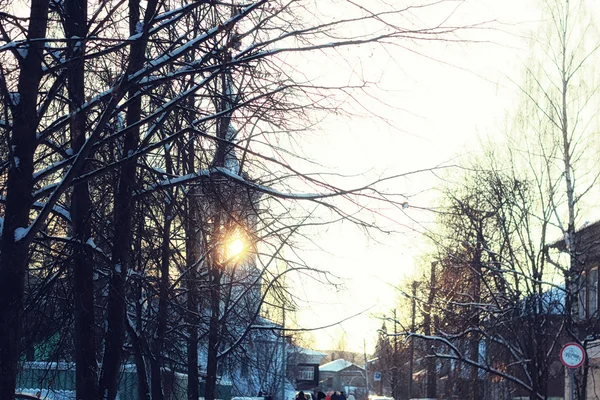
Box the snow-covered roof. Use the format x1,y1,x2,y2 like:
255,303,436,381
319,359,363,373
520,285,565,315
549,219,600,258
298,348,327,357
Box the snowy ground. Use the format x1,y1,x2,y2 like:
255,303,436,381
16,388,77,399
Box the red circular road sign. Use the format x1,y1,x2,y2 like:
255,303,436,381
560,343,585,368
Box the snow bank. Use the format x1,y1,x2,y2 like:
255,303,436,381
16,388,76,400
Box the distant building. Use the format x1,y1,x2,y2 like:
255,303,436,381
319,359,366,398
287,347,327,392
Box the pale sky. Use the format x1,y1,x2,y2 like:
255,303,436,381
288,0,545,353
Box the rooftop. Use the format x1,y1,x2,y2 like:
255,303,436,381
319,359,364,373
298,348,328,357
549,219,600,262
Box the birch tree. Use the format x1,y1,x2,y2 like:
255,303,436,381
511,0,600,397
388,1,600,399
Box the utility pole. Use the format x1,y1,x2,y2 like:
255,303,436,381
281,306,286,400
364,340,370,399
392,309,398,400
424,262,437,399
408,281,418,400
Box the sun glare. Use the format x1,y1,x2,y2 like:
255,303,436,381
226,236,246,260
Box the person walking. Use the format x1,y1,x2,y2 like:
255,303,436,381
296,391,307,400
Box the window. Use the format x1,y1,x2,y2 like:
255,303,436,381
579,272,587,318
298,365,314,381
590,268,598,316
578,267,599,319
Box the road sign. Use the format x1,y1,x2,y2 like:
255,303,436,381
560,343,585,368
373,371,382,381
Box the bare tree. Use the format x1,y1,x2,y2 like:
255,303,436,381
0,0,481,398
381,1,600,399
510,0,600,397
391,167,564,400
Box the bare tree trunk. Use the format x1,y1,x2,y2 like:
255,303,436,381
63,0,100,398
151,154,174,400
186,196,201,400
556,4,586,399
131,214,151,400
205,66,235,400
127,318,150,400
469,229,483,400
186,146,201,400
205,263,222,400
560,3,577,336
98,0,158,397
98,112,138,398
99,195,130,400
0,0,49,397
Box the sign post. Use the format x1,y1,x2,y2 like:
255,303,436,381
560,343,585,400
373,372,382,396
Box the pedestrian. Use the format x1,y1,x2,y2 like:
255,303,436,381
331,391,340,400
296,391,307,400
317,391,326,400
339,391,346,400
347,394,355,400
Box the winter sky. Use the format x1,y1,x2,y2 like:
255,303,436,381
289,0,546,353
